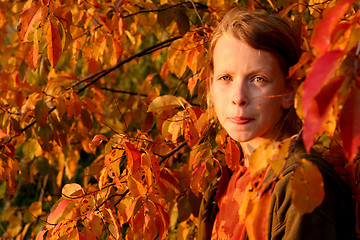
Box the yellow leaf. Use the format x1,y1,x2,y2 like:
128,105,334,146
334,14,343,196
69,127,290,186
28,201,43,219
249,141,275,176
291,159,325,214
148,95,188,114
127,175,147,197
62,183,84,198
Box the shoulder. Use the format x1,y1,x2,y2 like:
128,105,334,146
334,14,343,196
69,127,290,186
268,142,356,240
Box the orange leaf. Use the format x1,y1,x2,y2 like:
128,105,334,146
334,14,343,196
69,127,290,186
245,192,271,240
124,141,141,175
225,137,241,171
340,87,360,161
18,5,42,42
35,100,48,127
154,202,170,240
47,20,62,67
184,121,199,148
310,0,355,55
127,174,147,197
291,159,325,214
143,149,161,185
35,230,47,240
190,161,206,196
104,153,122,188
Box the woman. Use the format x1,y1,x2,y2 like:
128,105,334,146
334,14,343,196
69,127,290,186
198,8,355,240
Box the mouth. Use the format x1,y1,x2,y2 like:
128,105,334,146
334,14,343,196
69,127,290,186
228,117,254,124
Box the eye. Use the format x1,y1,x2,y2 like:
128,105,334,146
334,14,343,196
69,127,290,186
251,76,266,84
218,75,232,81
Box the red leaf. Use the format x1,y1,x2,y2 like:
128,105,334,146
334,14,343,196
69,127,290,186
35,100,48,127
340,87,360,161
18,5,42,42
47,20,62,67
303,76,345,150
310,0,355,55
47,199,71,224
89,135,108,147
225,137,241,171
124,141,141,174
302,50,345,150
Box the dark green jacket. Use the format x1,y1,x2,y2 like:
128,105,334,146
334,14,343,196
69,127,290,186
198,143,356,240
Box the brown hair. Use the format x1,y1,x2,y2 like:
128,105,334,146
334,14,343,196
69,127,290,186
206,8,302,138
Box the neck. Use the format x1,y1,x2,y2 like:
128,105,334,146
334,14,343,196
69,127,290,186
240,133,291,167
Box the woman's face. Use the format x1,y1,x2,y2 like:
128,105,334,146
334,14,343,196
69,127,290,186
211,34,291,148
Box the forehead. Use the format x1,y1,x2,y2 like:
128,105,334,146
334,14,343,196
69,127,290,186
213,34,283,75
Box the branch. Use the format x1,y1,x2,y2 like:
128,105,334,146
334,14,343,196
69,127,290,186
123,2,209,19
159,141,187,165
101,87,147,97
77,36,182,94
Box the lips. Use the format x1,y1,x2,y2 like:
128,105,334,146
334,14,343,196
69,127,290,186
228,117,254,124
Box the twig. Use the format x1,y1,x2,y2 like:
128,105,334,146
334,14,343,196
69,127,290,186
123,2,208,19
77,36,182,94
159,141,187,165
101,87,147,97
188,0,205,26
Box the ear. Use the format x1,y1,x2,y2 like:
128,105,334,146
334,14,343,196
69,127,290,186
282,79,297,109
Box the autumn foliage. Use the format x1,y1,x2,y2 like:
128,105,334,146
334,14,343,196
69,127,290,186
0,0,359,239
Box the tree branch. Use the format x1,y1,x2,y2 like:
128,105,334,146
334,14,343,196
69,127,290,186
123,2,209,19
101,87,147,97
77,36,182,94
159,141,187,165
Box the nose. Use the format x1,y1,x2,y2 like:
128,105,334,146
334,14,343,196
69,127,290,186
231,80,249,106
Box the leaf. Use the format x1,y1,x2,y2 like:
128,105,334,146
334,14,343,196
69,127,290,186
175,8,189,35
302,50,345,151
127,174,147,197
47,199,72,225
340,87,360,161
18,5,42,42
249,141,275,176
47,20,62,67
190,161,206,196
148,95,187,114
303,75,345,139
245,192,271,240
143,149,161,185
35,100,48,127
62,183,84,198
224,137,241,171
184,121,199,148
310,0,355,55
269,138,291,176
124,141,141,175
291,159,325,214
89,134,108,152
35,230,47,240
104,153,122,188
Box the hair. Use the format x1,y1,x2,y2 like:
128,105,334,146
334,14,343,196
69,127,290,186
206,8,302,138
